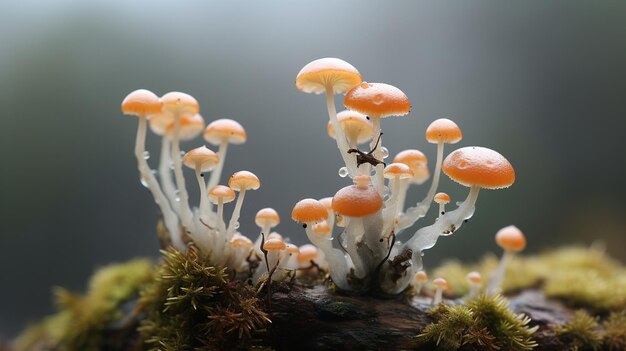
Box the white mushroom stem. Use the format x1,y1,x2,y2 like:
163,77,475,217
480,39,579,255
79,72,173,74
438,202,446,218
413,281,424,295
266,249,281,274
207,139,229,190
343,218,367,278
487,250,514,296
216,198,227,233
194,165,210,222
382,176,401,235
305,224,351,290
402,141,445,225
396,179,410,215
171,115,195,230
135,116,184,250
326,210,335,230
325,86,358,177
468,282,480,299
433,286,444,305
370,117,385,195
158,136,179,212
253,224,273,258
227,189,247,238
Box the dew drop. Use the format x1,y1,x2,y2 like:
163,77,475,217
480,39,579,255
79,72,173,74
143,151,150,160
140,175,149,188
338,167,349,178
234,222,240,229
381,146,389,159
373,94,384,105
174,190,180,202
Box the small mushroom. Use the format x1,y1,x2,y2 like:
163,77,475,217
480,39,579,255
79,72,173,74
434,192,451,219
263,237,286,276
382,163,414,233
226,171,260,238
327,110,374,149
392,149,430,215
183,146,219,222
203,118,247,190
207,185,236,234
488,225,526,295
412,270,428,295
296,58,363,176
297,244,320,269
432,277,448,305
466,271,482,299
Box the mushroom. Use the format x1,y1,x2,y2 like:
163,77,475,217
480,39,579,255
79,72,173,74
327,110,374,149
392,149,430,215
203,118,247,190
252,208,281,256
229,232,253,272
262,237,286,276
488,225,526,295
432,277,448,305
161,91,200,229
292,198,351,290
332,176,384,278
182,146,219,223
466,271,482,299
403,118,462,225
121,89,183,249
207,185,236,234
434,192,451,219
297,244,320,269
296,58,363,176
226,171,260,238
344,82,411,194
412,270,428,295
382,163,414,234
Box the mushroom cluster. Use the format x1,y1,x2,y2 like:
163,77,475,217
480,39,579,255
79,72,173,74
121,89,321,281
293,58,516,293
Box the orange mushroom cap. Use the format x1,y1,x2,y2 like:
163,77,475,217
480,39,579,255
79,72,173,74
394,149,428,167
352,174,372,188
467,271,482,284
263,238,286,251
332,184,382,218
161,91,200,116
344,82,411,118
442,146,515,189
203,118,247,145
383,163,414,180
122,89,162,116
291,199,328,223
228,170,260,191
313,221,331,236
295,58,362,95
183,146,219,172
415,270,428,282
208,185,236,204
432,277,448,288
255,208,280,228
148,112,173,136
327,110,374,144
166,114,205,141
231,233,253,248
434,192,451,204
410,164,430,185
297,244,318,264
495,225,526,252
425,118,462,144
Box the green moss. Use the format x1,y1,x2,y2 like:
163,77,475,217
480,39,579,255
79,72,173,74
602,311,626,351
417,294,537,350
138,247,270,351
555,310,602,351
433,247,626,311
13,259,153,351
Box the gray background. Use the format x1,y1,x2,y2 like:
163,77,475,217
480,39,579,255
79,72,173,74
1,0,625,338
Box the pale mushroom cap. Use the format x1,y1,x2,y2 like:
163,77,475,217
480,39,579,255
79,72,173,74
495,225,526,252
183,146,219,172
443,147,515,189
318,197,334,212
411,164,430,185
148,112,173,136
122,89,162,116
425,118,462,144
332,184,382,217
297,244,318,264
327,110,374,144
467,271,482,284
344,82,411,118
416,271,428,282
433,277,448,288
208,185,236,204
263,238,286,251
161,91,200,116
313,221,331,236
255,208,280,228
167,114,205,141
231,233,253,249
228,170,260,191
352,174,372,188
203,118,247,145
291,198,328,223
285,243,300,254
267,232,284,241
393,149,428,167
383,163,414,180
295,58,362,94
434,192,451,204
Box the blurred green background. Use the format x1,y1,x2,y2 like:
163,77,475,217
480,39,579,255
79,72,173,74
1,0,625,338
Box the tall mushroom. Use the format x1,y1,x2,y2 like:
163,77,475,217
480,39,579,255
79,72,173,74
382,163,414,236
296,58,363,176
392,149,429,216
488,225,527,295
203,118,247,190
344,82,411,194
182,146,219,223
327,110,374,149
121,89,184,250
226,170,260,238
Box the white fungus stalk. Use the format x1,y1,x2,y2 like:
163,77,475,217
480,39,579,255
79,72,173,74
370,117,386,195
326,86,358,177
158,136,179,212
194,165,210,222
207,139,229,190
305,224,351,290
227,189,246,238
343,218,368,278
403,141,444,223
171,116,195,230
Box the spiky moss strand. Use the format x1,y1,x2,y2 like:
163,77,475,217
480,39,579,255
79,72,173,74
417,294,537,351
138,247,270,351
555,310,602,351
12,259,154,351
433,247,626,312
602,311,626,351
